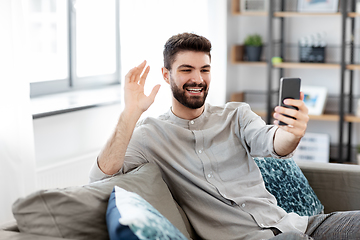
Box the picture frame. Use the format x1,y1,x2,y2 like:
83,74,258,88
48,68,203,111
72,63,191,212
297,0,339,13
301,85,327,115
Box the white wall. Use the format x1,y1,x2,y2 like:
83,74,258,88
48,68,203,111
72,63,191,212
226,1,360,150
33,104,121,187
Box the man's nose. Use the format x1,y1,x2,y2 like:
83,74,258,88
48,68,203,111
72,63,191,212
192,71,204,84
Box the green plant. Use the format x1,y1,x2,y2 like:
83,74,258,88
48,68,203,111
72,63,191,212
244,34,262,47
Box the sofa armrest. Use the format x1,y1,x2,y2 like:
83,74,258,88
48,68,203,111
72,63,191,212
296,160,360,213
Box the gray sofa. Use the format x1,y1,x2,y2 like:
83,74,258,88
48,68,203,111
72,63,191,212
1,160,360,240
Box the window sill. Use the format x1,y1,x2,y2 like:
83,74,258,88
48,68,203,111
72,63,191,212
31,85,122,119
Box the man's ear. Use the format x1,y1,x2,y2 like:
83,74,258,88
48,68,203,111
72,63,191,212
161,67,170,84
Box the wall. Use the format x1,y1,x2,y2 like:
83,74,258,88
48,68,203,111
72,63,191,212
33,104,121,189
226,0,360,157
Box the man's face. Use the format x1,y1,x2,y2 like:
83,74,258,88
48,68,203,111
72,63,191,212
168,51,211,109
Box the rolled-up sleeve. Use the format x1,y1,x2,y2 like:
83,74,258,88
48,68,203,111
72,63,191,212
89,158,113,183
239,104,293,159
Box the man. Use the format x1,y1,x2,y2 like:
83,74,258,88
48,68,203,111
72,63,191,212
90,33,360,240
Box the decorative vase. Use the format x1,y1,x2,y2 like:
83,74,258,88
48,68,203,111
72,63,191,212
245,46,263,61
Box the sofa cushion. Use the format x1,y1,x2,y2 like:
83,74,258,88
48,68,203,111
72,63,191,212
106,186,188,240
12,163,190,240
253,157,324,216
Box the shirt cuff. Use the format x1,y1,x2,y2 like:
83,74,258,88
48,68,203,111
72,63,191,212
88,158,113,183
269,126,296,159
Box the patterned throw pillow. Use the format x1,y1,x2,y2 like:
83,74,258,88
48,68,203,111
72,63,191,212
106,186,188,240
253,157,324,216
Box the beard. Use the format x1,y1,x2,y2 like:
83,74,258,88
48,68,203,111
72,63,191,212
170,76,208,109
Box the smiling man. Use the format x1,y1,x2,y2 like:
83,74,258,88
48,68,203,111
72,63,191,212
163,50,210,119
90,33,360,240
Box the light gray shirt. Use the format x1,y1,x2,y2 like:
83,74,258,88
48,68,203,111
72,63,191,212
90,102,308,240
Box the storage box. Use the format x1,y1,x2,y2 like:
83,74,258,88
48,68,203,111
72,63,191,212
240,0,268,12
293,133,330,163
299,46,326,63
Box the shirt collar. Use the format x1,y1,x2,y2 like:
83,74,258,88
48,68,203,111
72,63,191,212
167,103,209,129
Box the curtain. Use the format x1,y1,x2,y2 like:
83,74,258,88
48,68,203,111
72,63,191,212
0,0,36,225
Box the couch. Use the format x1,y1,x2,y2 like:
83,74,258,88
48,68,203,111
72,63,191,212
1,159,360,240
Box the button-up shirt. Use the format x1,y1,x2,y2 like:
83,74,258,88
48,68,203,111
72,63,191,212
90,102,308,240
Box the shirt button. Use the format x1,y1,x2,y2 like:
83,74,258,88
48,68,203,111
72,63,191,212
241,203,246,208
207,173,212,178
198,150,202,154
260,224,265,227
190,120,195,125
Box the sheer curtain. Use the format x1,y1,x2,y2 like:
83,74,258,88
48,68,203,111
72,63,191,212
0,0,36,225
119,0,227,119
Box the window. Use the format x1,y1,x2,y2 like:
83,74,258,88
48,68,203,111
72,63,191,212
27,0,120,97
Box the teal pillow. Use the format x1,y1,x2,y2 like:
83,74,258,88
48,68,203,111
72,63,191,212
106,186,188,240
253,157,324,216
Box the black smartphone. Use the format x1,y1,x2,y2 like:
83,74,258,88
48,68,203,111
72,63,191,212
278,77,301,126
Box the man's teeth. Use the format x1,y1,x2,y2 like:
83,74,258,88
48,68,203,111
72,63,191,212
187,88,202,92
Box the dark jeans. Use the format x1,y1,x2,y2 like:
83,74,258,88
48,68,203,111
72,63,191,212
269,211,360,240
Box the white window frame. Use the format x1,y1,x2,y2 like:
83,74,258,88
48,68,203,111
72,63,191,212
30,0,120,97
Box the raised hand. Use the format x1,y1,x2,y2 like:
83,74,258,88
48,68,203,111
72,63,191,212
97,61,160,175
124,60,161,116
273,92,309,139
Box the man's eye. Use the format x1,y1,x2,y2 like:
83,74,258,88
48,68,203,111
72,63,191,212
181,69,191,72
201,69,210,73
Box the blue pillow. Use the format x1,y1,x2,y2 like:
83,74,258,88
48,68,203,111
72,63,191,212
106,186,188,240
253,157,324,216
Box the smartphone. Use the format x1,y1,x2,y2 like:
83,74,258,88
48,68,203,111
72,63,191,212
278,77,301,126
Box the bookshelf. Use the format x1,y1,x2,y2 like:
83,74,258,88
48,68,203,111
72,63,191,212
230,0,360,162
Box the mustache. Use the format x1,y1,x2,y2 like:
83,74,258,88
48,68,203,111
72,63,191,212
183,82,207,89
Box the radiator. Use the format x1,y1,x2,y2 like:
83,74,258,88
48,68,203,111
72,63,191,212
36,151,98,190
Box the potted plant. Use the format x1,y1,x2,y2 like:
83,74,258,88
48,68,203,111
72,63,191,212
244,34,263,61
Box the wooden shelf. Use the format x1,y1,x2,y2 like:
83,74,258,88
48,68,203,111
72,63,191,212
273,62,340,69
231,45,266,65
232,45,360,70
253,111,360,123
232,11,359,18
347,64,360,70
348,12,360,18
345,115,360,123
231,1,343,18
253,110,267,117
232,11,342,17
233,11,267,16
310,114,339,121
274,12,341,17
232,61,267,66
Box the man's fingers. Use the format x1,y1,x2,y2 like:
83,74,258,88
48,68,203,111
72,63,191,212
125,67,137,83
283,99,308,114
148,84,161,101
125,60,147,83
139,66,150,86
300,91,305,101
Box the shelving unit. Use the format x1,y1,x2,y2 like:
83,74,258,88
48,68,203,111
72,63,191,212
231,0,360,162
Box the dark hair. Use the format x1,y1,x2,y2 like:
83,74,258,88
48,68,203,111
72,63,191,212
163,32,212,70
